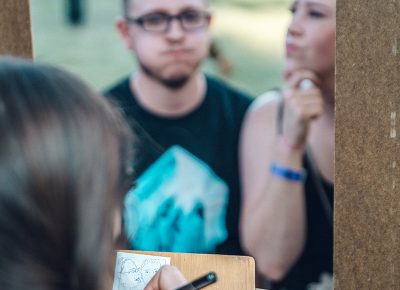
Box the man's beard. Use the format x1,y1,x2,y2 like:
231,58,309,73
139,61,191,90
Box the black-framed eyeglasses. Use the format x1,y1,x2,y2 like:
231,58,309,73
125,10,211,33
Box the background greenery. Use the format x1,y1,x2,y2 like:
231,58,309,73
30,0,292,97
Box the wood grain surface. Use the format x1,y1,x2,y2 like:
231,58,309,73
0,0,32,58
124,251,256,290
336,0,400,288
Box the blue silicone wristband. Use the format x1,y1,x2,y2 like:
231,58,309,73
270,162,306,182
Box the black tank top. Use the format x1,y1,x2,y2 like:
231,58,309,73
271,155,333,290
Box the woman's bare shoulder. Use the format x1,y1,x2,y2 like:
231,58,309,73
245,90,281,122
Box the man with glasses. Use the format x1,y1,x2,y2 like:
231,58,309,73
106,0,252,256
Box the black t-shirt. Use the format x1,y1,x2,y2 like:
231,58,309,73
105,75,252,255
271,155,334,290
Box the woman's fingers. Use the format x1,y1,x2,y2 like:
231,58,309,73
286,90,323,119
281,70,323,147
285,69,320,89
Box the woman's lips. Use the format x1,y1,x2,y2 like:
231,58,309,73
286,43,299,55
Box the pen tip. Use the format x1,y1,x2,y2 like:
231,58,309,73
208,272,217,281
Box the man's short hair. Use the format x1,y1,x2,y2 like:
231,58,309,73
122,0,209,16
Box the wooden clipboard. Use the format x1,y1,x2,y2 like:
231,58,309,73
122,250,256,290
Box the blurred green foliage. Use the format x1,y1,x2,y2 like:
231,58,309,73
214,0,291,8
31,0,292,96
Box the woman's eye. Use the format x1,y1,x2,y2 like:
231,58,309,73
309,11,324,18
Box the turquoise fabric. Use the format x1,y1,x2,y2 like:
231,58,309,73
124,145,228,253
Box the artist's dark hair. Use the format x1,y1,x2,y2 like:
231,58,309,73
0,57,134,290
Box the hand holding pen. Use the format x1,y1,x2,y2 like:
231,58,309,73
144,266,217,290
174,272,217,290
144,265,187,290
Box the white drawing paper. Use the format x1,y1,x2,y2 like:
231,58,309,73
112,252,171,290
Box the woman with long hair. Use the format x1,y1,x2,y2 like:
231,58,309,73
239,1,335,289
0,57,186,290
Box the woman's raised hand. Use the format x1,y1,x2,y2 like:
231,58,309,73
281,69,324,148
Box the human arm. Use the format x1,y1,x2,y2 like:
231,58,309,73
239,71,323,281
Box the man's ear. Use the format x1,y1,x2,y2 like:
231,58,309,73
115,16,135,50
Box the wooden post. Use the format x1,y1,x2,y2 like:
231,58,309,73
336,0,400,288
0,0,32,58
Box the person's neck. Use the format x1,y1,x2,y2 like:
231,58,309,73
130,71,206,118
319,72,335,121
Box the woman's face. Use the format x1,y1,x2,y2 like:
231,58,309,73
284,0,336,79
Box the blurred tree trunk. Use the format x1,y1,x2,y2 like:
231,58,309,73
67,0,85,25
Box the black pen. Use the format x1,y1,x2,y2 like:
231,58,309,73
174,271,217,290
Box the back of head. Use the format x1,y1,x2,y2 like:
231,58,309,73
0,58,133,290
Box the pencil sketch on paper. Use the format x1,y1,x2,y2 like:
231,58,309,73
112,252,171,290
